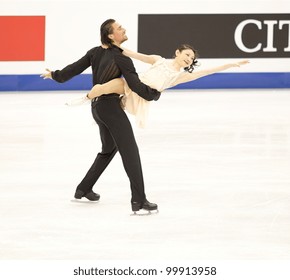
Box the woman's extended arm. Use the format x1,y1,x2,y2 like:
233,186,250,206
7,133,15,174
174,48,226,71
173,60,249,86
122,48,161,65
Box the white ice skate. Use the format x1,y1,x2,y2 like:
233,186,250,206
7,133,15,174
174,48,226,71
65,95,90,106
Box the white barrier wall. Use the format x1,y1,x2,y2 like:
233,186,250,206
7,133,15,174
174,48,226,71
0,0,289,90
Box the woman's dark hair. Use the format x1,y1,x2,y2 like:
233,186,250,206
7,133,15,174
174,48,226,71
174,44,199,73
100,19,115,48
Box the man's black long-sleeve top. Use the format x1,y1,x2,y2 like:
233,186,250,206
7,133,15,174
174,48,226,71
51,45,161,101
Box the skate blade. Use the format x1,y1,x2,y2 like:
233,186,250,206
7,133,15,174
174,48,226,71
70,199,99,204
130,209,159,216
65,99,90,106
65,103,87,106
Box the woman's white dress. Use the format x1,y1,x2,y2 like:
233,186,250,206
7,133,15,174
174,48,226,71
121,58,183,128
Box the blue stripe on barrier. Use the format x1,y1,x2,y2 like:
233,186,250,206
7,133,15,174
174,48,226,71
0,74,93,91
173,73,290,89
0,72,290,91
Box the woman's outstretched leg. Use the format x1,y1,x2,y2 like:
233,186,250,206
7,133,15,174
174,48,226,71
65,78,125,106
88,78,124,99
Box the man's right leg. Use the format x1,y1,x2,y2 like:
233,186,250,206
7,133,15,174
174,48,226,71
75,118,118,200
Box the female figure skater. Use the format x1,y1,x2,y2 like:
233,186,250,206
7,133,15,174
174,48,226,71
67,44,249,128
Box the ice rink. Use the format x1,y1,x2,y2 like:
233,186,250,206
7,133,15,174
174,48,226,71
1,89,290,261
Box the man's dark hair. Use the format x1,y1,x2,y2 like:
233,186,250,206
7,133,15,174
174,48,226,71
100,19,115,48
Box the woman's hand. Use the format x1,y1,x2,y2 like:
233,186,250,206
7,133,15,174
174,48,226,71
233,60,250,67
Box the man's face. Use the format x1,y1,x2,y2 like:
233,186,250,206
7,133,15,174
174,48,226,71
110,22,128,45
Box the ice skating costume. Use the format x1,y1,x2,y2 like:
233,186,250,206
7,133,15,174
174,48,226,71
121,58,184,128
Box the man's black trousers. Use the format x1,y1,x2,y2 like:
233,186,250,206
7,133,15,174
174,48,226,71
76,94,146,203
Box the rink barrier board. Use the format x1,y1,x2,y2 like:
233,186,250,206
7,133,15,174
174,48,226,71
0,72,290,91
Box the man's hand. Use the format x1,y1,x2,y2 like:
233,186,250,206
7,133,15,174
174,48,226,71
40,68,52,79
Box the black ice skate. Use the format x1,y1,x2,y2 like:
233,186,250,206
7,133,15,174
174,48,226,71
131,199,158,216
71,190,100,203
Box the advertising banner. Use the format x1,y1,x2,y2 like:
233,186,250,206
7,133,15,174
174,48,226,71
138,14,290,58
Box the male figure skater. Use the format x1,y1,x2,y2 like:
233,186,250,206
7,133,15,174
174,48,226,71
41,19,160,213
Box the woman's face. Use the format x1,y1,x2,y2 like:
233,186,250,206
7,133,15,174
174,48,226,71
175,48,195,69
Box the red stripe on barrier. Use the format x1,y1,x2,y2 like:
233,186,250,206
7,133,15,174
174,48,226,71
0,16,45,61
